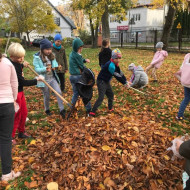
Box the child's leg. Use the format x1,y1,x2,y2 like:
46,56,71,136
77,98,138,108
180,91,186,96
145,64,153,73
105,83,114,110
17,92,28,134
177,87,190,118
57,73,65,92
69,75,81,106
152,67,157,80
0,103,14,175
41,85,50,111
49,78,64,111
12,92,22,138
91,80,107,113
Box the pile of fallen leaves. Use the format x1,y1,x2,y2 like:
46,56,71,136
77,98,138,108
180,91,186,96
12,114,183,189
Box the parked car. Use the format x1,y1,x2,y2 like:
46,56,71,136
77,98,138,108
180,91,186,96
32,38,43,47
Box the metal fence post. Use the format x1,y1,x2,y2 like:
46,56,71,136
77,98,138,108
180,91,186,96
121,32,123,48
154,30,157,50
136,31,138,49
178,29,182,51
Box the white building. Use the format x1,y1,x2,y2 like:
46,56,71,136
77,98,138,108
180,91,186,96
22,0,76,41
109,1,168,43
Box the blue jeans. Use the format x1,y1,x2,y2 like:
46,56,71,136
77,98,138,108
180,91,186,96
70,75,91,111
178,87,190,117
41,78,64,112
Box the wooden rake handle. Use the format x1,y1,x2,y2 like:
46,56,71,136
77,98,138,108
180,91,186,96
27,65,72,107
129,86,147,95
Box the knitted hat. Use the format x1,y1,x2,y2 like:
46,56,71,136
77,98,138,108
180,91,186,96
54,34,63,41
40,39,52,50
128,63,136,70
111,48,122,59
156,42,164,49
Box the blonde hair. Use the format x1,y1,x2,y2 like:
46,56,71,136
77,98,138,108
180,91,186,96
8,43,25,57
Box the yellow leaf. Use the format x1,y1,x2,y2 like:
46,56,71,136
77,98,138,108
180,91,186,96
32,120,37,124
85,123,91,127
5,185,11,190
130,155,136,163
102,145,111,151
90,146,97,151
47,182,58,190
30,140,36,145
164,155,170,160
99,183,105,189
28,157,35,164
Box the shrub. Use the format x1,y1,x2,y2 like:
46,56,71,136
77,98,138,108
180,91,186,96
78,30,92,45
63,37,73,48
0,37,22,48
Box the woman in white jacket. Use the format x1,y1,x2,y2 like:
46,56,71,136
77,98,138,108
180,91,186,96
0,52,21,181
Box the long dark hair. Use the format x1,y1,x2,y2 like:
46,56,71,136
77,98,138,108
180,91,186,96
40,50,55,63
100,39,110,52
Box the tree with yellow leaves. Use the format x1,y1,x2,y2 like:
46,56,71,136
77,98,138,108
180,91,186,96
71,0,133,46
0,0,58,43
152,0,189,49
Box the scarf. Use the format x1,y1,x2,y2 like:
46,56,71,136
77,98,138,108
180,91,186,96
53,43,62,50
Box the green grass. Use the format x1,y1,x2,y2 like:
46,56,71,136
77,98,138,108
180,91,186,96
2,47,190,189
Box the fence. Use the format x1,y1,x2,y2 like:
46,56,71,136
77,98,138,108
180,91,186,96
110,29,190,52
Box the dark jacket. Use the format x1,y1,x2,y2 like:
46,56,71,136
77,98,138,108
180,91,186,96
99,48,112,67
97,60,127,85
52,46,68,73
69,38,86,75
179,140,190,176
11,60,37,92
76,67,95,105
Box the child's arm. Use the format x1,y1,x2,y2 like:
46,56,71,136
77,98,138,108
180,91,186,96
33,57,46,74
174,70,181,81
10,64,18,101
151,54,164,65
112,67,127,85
130,72,141,87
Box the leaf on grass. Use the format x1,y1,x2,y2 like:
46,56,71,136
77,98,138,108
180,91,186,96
102,145,111,151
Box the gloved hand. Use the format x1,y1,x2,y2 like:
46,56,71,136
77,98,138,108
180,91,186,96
37,75,45,81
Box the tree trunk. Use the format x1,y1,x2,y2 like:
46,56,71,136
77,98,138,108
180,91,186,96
26,32,31,45
101,3,110,40
93,23,99,48
89,17,95,47
161,1,177,50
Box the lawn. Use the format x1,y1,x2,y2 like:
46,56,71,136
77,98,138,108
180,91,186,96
0,48,189,189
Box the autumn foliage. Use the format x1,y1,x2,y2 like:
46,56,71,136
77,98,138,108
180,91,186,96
2,48,189,189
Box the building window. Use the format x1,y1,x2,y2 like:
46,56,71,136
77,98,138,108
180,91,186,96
54,17,60,26
132,14,141,21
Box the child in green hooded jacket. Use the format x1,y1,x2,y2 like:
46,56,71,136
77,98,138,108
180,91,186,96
69,38,91,113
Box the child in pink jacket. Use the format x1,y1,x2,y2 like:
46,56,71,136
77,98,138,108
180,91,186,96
175,53,190,120
145,42,168,82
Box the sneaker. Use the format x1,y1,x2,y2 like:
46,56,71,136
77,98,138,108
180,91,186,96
89,112,95,117
26,117,29,122
86,109,91,117
1,171,21,181
12,139,16,145
60,109,66,119
18,132,31,138
109,108,114,112
45,110,52,116
176,116,183,120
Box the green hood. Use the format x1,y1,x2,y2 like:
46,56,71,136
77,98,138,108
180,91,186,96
72,38,84,52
